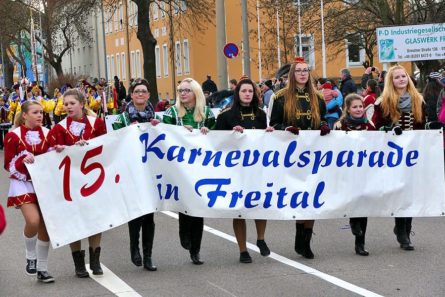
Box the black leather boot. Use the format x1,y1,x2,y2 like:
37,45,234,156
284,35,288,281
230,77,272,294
190,216,204,265
142,222,157,271
404,217,414,250
355,236,369,256
394,218,413,250
295,223,304,255
302,228,314,259
89,247,103,275
72,250,89,278
128,219,142,266
179,213,191,250
349,218,363,236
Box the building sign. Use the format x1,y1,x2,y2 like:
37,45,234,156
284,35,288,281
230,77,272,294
376,23,445,62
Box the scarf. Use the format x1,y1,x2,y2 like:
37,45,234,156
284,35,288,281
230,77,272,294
398,92,412,113
345,115,367,126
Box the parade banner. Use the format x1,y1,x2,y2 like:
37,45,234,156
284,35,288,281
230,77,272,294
376,23,445,62
27,124,445,248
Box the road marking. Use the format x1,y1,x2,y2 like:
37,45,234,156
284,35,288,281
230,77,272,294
87,264,142,297
207,280,239,297
163,211,383,297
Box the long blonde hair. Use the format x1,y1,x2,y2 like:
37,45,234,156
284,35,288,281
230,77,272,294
284,62,321,128
14,101,42,128
176,78,207,123
380,65,424,124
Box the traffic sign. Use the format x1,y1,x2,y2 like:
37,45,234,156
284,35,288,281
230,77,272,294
223,43,239,59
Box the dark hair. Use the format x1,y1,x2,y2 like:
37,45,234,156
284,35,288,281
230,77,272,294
231,78,262,119
230,79,237,85
318,78,327,85
422,78,443,103
366,79,380,96
379,71,387,82
130,78,150,93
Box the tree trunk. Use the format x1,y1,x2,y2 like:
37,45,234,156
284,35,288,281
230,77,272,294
53,62,64,77
1,44,14,87
134,0,158,105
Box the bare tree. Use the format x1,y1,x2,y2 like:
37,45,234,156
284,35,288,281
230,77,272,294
1,0,100,77
302,0,445,80
248,0,301,76
105,0,215,104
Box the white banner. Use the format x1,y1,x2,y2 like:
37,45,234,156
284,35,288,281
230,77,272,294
27,124,445,248
376,23,445,62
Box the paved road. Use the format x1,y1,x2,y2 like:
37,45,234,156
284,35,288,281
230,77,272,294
1,152,444,297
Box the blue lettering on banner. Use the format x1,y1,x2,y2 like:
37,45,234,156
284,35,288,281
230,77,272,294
194,178,326,210
139,132,421,174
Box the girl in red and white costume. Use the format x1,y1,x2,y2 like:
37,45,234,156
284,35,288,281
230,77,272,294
49,88,106,278
3,100,54,283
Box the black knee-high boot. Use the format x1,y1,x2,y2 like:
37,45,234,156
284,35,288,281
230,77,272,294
189,216,204,265
302,228,314,259
354,218,369,256
128,218,142,266
405,217,414,250
295,223,304,255
394,218,413,250
179,212,191,250
350,218,363,236
142,215,157,271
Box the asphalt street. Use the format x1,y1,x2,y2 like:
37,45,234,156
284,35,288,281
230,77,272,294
1,152,445,297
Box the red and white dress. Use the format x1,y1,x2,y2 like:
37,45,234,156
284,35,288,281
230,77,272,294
49,115,106,146
4,125,50,207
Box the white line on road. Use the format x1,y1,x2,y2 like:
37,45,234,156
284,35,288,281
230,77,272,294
87,264,143,297
163,211,384,297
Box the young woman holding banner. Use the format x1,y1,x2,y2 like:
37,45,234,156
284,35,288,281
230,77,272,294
215,76,274,263
124,78,159,272
269,56,329,259
3,100,54,283
49,89,106,277
163,78,216,265
335,94,375,256
372,65,426,251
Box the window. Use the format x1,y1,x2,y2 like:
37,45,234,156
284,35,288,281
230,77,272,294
106,56,110,80
153,1,158,20
136,50,141,78
160,1,165,18
130,51,135,78
104,10,109,33
346,33,365,66
162,44,168,77
114,7,119,31
294,34,315,69
119,1,123,31
110,55,115,82
175,42,182,75
155,46,161,78
183,40,190,74
181,0,187,11
173,1,180,14
121,52,126,80
116,53,121,79
134,3,138,26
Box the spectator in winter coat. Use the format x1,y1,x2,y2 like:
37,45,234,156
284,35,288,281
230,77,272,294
202,75,218,94
340,68,357,98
